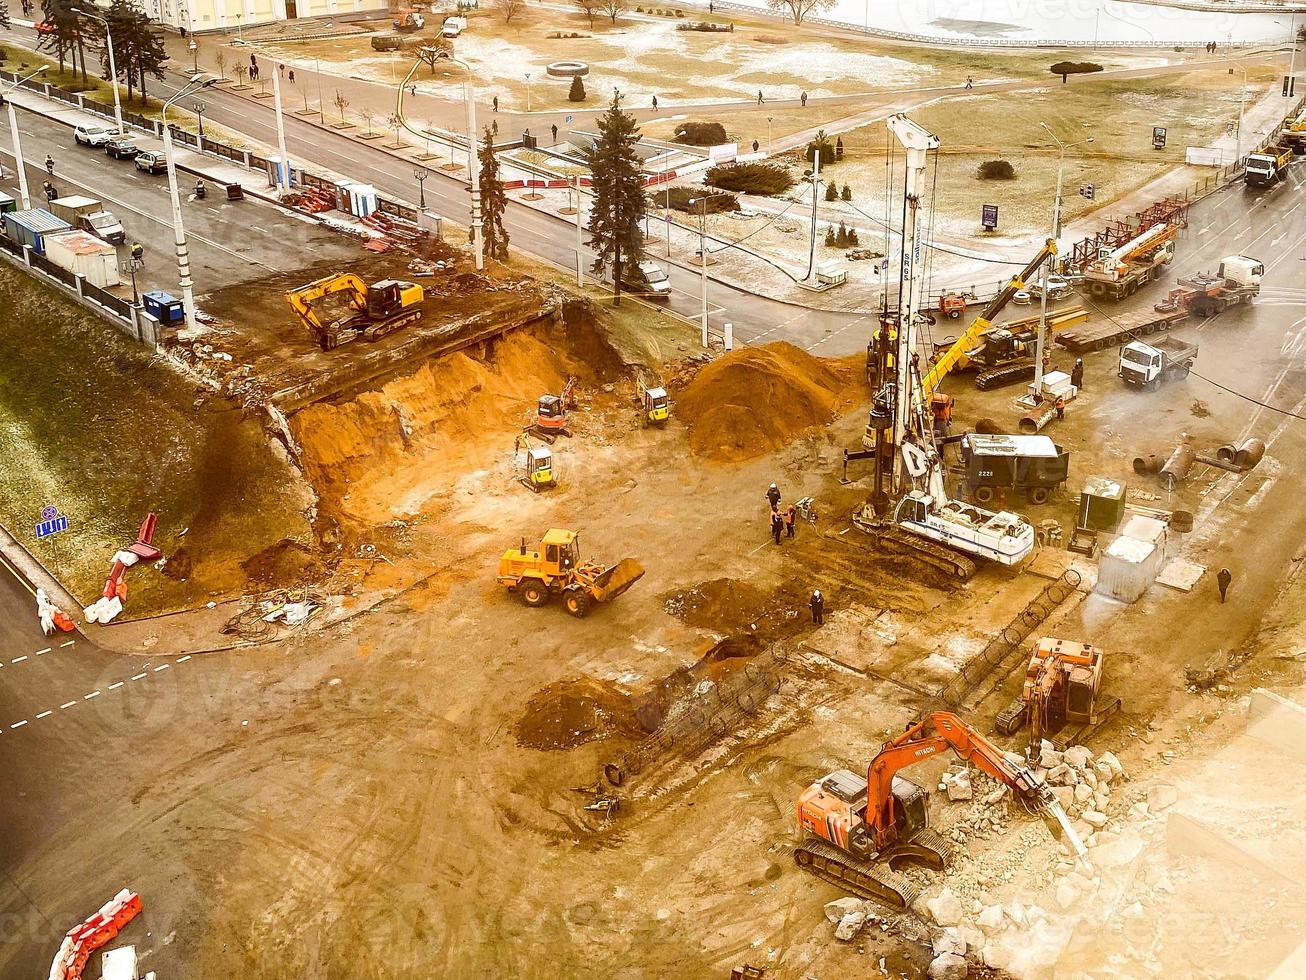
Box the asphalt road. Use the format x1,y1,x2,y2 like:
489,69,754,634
0,106,359,302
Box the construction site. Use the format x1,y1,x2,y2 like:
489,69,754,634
4,28,1306,979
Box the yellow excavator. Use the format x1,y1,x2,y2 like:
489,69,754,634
286,273,425,351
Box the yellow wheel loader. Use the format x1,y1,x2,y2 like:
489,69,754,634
497,529,645,617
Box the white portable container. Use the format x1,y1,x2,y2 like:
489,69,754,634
43,230,121,288
1096,535,1161,603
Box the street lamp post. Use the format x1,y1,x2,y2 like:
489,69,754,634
688,192,729,348
414,167,429,209
1038,122,1093,396
802,149,823,283
1232,63,1248,169
270,61,292,192
193,100,207,141
189,38,199,73
72,7,124,134
525,72,532,112
3,67,46,209
124,248,143,304
316,55,326,126
162,74,217,329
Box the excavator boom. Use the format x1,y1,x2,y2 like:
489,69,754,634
920,239,1057,393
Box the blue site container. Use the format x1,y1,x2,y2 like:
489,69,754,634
143,290,184,323
3,208,72,255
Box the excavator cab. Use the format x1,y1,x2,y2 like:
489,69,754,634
642,387,670,425
537,394,567,431
523,446,555,492
367,279,420,319
797,769,928,861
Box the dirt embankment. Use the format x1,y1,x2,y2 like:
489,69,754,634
676,342,862,462
290,314,625,527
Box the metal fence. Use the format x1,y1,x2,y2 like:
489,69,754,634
603,644,788,788
169,124,199,148
0,235,21,258
29,250,76,288
82,280,132,317
933,568,1083,711
378,198,419,222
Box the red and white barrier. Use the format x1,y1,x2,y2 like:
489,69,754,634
47,888,142,980
84,513,162,625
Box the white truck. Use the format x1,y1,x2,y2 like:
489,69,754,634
50,195,125,245
442,15,467,36
1118,336,1197,388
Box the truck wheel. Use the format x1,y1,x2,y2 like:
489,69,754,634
521,582,549,607
974,486,995,504
948,309,961,319
1028,487,1050,505
564,591,591,618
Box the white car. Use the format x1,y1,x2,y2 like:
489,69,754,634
74,124,115,147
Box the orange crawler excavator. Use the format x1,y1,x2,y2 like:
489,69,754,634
795,711,1082,909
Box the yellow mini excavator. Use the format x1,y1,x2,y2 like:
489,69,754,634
286,273,425,351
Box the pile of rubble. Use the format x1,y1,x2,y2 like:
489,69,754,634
1037,742,1127,846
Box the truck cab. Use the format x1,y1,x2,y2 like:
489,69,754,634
1218,254,1263,288
442,15,467,36
83,210,125,245
1118,342,1165,387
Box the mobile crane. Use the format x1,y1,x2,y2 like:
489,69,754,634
852,114,1034,579
1082,221,1177,300
795,711,1084,909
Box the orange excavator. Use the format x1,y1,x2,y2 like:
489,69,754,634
532,376,578,441
795,711,1082,909
995,637,1121,751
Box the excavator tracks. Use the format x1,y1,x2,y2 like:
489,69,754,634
852,517,978,580
975,361,1036,391
793,840,922,910
1049,695,1123,751
888,828,954,871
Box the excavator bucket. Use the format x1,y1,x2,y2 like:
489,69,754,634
592,558,645,602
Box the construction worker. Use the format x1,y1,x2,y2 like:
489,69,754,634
1071,358,1084,390
785,504,797,538
1217,567,1232,603
809,589,825,625
766,482,781,512
44,153,54,175
1055,395,1066,420
130,242,144,263
771,510,783,546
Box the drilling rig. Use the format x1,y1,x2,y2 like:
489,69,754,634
851,115,1034,579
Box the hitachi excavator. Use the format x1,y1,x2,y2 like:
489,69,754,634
285,273,425,351
795,711,1084,909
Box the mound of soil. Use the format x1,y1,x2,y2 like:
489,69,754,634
515,677,648,751
664,577,801,640
676,342,859,461
242,538,325,588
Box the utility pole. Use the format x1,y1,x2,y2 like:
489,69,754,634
805,149,821,283
1037,123,1092,397
466,79,483,271
162,75,217,328
73,8,123,134
3,67,46,209
699,199,709,347
271,66,292,191
573,175,583,288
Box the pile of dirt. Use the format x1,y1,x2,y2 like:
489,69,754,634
676,342,860,461
241,538,325,588
664,577,801,640
514,677,648,750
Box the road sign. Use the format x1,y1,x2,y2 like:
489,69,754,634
981,204,999,230
565,114,573,124
35,508,68,539
1152,126,1167,150
1079,183,1095,200
1284,76,1296,98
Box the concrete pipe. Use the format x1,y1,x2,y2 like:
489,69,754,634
1020,405,1055,434
1170,510,1194,533
1132,454,1162,475
1215,443,1238,463
1160,442,1196,491
1234,438,1266,469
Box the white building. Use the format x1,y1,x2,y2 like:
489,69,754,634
144,0,389,33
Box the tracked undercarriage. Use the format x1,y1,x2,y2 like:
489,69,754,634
793,828,955,909
850,510,978,580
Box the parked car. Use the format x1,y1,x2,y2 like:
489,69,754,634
105,136,139,160
74,124,115,147
619,259,672,301
134,150,167,175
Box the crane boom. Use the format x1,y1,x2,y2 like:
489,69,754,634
920,238,1057,394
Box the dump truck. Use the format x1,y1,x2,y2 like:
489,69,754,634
959,433,1070,505
1279,106,1306,152
1244,143,1294,188
1118,336,1196,388
497,529,645,617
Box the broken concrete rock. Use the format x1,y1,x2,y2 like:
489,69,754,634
977,904,1006,935
983,785,1009,806
926,888,964,928
1051,785,1074,811
1099,750,1125,776
1055,877,1082,910
1073,782,1094,804
1004,901,1026,927
1039,745,1064,770
932,929,967,958
928,951,968,980
825,897,864,923
835,910,868,941
1047,763,1077,786
1083,809,1108,829
946,771,973,801
1063,745,1094,770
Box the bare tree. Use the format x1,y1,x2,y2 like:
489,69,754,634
600,0,626,23
214,48,226,80
387,112,404,148
361,106,376,136
573,0,599,28
764,0,835,25
496,0,524,22
416,40,453,76
232,64,249,88
333,89,350,125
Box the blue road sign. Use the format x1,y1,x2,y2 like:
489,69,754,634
565,115,573,124
35,515,68,539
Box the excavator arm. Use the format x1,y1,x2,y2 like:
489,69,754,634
920,239,1057,393
285,273,370,339
866,711,1044,846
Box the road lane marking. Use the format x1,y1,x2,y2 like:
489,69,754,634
177,655,191,662
60,701,76,709
10,720,26,729
84,691,100,700
131,673,147,681
11,656,26,664
35,647,50,655
60,640,75,648
109,682,124,690
154,663,169,672
35,711,51,719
